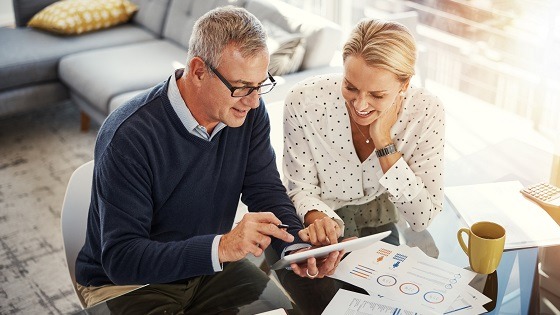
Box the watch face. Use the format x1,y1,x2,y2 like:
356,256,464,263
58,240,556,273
376,144,396,158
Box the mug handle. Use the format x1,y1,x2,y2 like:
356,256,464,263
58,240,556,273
457,228,470,255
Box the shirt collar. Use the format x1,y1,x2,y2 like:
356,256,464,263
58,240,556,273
168,69,226,140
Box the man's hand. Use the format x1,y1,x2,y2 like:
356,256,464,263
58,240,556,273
289,237,356,279
289,249,344,279
299,215,341,246
219,212,294,263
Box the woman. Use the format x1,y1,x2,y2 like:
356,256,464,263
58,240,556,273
282,18,445,246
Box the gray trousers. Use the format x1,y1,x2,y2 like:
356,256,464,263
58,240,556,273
80,259,291,314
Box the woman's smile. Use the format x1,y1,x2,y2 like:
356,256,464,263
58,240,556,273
354,107,374,118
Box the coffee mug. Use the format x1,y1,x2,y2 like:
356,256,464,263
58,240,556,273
457,221,506,274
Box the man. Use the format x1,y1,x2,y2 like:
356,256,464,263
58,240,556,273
75,6,342,312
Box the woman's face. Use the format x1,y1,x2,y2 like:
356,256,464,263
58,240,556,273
341,55,404,126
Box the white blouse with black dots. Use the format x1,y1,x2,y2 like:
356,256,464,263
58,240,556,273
282,73,445,233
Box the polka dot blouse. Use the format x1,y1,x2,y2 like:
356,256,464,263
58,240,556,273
282,73,445,233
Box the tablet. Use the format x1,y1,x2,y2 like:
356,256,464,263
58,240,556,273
271,230,391,270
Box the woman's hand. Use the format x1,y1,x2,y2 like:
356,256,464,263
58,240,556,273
299,214,342,246
369,93,404,147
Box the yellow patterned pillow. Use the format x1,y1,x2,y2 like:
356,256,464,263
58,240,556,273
28,0,138,35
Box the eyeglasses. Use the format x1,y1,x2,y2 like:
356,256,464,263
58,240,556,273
204,60,276,97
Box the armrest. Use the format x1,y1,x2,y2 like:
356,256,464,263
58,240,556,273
12,0,58,27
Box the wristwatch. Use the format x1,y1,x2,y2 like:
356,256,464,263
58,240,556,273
375,143,397,158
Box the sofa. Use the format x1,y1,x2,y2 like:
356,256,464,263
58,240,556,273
0,0,342,130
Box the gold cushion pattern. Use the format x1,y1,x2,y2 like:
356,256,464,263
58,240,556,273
28,0,138,35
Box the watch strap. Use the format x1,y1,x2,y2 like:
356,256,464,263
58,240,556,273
375,143,397,158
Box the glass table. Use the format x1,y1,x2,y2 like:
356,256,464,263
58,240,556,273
399,198,540,314
270,198,540,315
74,200,540,315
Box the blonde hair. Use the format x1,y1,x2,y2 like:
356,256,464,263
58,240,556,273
186,6,267,70
343,19,416,83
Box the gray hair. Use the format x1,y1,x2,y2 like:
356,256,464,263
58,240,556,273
343,19,416,83
186,6,268,71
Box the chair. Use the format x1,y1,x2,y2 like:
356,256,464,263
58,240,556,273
60,160,94,308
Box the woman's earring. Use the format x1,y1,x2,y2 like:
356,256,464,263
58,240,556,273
399,91,405,96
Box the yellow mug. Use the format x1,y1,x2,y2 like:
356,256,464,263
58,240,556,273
457,221,506,274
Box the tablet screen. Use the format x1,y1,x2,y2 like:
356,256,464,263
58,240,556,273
270,230,391,270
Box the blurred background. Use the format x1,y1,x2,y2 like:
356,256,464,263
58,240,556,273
284,0,560,144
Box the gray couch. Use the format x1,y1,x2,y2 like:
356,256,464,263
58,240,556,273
0,0,342,130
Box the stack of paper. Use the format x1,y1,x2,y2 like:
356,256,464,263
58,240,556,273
326,242,491,314
445,181,560,249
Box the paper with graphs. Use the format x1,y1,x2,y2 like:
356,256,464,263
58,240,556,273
329,242,477,314
322,289,421,315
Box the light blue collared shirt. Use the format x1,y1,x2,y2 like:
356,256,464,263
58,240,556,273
168,70,226,141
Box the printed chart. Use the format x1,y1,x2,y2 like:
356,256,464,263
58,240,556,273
331,242,477,314
322,289,420,315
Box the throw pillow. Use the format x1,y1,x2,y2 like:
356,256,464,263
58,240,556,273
263,21,306,76
28,0,138,35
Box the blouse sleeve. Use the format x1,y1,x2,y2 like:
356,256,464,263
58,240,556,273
282,91,345,231
378,93,445,231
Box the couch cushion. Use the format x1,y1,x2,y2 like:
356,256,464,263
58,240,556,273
108,89,148,113
268,36,306,76
59,40,185,115
12,0,58,27
263,21,306,76
246,0,342,70
162,0,247,48
0,25,156,91
27,0,138,35
130,0,171,36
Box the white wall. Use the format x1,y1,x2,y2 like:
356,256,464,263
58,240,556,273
0,0,14,26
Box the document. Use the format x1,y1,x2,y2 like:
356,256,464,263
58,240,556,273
256,309,287,315
330,242,477,314
444,285,490,314
445,181,560,249
322,289,423,315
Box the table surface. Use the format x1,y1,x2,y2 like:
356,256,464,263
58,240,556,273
74,198,540,315
401,198,539,314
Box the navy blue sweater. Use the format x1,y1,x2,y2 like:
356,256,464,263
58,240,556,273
76,77,303,287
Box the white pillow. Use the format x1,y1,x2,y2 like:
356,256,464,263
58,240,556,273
263,21,306,76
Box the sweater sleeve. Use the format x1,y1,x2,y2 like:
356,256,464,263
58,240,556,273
95,145,216,285
240,100,305,254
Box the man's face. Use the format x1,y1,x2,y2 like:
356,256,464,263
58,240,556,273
201,45,270,129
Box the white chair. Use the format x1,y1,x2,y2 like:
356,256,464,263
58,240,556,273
60,160,94,309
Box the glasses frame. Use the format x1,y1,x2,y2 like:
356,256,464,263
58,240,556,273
203,60,276,97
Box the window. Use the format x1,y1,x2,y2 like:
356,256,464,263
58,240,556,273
282,0,560,140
